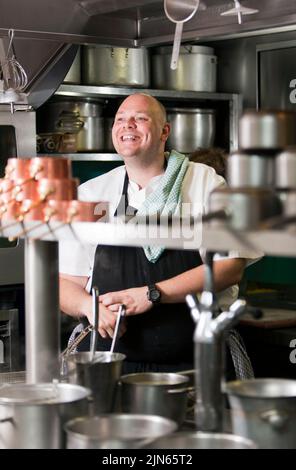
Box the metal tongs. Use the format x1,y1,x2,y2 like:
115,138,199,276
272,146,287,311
110,304,126,354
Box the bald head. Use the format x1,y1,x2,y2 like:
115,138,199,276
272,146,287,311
118,93,167,126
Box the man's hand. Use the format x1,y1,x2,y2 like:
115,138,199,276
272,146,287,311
86,302,127,339
100,287,153,316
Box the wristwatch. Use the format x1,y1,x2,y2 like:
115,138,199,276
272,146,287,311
147,284,161,304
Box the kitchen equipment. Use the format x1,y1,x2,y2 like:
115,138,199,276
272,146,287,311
63,47,81,84
226,379,296,449
144,431,257,449
104,116,115,152
239,110,296,151
90,286,99,361
276,148,296,189
65,351,126,414
82,46,150,87
152,45,217,92
37,99,105,152
0,382,90,449
227,152,275,188
37,178,78,201
164,0,200,70
209,187,282,230
166,108,215,153
65,414,177,449
30,157,72,180
221,1,258,25
110,304,125,354
5,158,31,180
119,372,192,426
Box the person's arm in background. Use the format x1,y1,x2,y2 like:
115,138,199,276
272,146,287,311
99,257,247,315
59,273,124,338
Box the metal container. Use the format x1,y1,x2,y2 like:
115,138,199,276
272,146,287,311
38,99,105,152
276,148,296,189
166,108,215,154
0,382,90,449
82,46,150,87
144,431,257,449
152,45,217,92
227,152,275,188
209,187,283,230
104,117,115,152
120,372,191,426
65,351,125,414
63,47,81,84
65,414,177,449
226,379,296,449
239,110,296,151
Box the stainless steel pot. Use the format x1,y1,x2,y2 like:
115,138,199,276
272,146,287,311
0,382,90,449
144,431,257,449
227,152,275,188
65,414,177,449
166,108,215,154
239,110,296,151
209,187,283,230
65,351,125,414
276,148,296,189
226,379,296,449
119,372,192,426
82,46,150,87
37,99,105,152
63,47,81,84
152,45,217,92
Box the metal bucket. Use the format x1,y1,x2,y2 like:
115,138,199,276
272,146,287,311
144,431,257,449
65,351,126,414
65,414,177,449
0,382,90,449
226,379,296,449
119,372,192,426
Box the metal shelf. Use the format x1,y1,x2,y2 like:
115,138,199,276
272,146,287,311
37,153,123,162
1,220,295,258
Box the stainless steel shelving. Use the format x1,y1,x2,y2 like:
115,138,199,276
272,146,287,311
55,84,242,152
1,220,296,258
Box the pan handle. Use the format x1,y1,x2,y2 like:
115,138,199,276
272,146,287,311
167,385,195,394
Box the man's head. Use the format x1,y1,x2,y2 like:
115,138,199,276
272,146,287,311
112,93,170,165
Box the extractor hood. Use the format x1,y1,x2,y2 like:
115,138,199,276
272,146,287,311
1,0,296,108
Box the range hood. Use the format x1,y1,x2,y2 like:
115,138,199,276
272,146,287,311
1,0,296,108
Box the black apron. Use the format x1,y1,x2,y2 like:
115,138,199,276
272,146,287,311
78,171,204,374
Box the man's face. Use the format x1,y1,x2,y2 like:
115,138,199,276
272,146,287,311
112,95,170,160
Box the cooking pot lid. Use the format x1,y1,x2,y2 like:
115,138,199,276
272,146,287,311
154,45,214,55
167,107,215,114
0,383,90,404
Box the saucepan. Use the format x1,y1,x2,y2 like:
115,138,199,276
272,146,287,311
65,414,177,449
0,382,90,449
119,370,195,426
226,378,296,449
144,431,257,449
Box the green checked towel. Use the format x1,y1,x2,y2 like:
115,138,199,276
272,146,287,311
137,150,189,263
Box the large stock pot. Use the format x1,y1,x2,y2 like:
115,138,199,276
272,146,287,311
0,383,90,449
82,46,150,87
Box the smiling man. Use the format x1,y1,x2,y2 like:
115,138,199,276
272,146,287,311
59,93,258,375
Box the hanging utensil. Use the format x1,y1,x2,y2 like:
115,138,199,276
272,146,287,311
110,304,126,354
221,1,258,25
164,0,200,70
90,286,99,361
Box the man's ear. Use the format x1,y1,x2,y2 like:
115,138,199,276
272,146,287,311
161,123,171,142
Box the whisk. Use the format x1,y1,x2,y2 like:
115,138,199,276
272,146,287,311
0,29,28,92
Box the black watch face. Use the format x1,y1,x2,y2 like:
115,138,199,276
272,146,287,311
150,288,160,303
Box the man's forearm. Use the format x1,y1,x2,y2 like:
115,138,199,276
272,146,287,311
157,258,246,304
59,278,91,319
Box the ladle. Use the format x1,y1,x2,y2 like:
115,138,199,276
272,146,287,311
110,304,126,354
90,286,99,361
164,0,200,70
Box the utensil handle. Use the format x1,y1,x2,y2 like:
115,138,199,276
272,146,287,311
110,304,126,353
170,22,183,70
90,286,99,356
